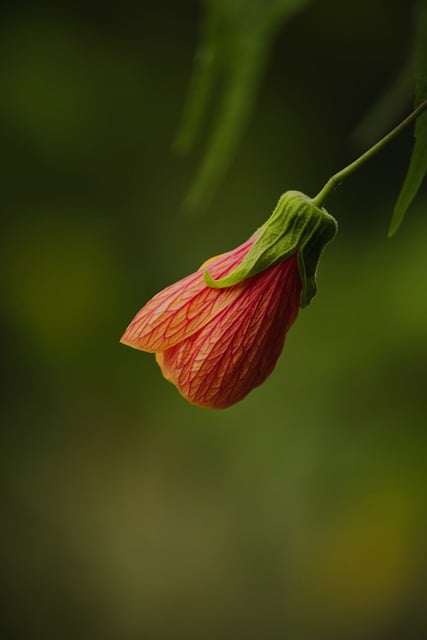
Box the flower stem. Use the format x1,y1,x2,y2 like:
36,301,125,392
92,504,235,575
312,99,427,208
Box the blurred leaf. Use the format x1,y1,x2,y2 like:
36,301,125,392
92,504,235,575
389,0,427,236
176,0,311,211
173,6,220,155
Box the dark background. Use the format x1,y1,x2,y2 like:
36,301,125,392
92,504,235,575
1,1,426,639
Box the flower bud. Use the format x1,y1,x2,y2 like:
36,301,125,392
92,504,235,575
121,191,337,408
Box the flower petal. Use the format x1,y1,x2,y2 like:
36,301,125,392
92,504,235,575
120,237,255,352
158,255,301,408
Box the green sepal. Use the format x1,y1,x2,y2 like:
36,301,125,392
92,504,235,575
204,191,337,307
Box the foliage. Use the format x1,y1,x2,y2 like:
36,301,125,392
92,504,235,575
390,0,427,234
175,0,311,209
181,0,427,234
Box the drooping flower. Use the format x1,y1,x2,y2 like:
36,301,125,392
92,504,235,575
121,191,337,409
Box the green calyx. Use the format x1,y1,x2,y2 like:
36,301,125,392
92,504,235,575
204,191,337,307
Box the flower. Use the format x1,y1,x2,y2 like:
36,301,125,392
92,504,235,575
120,236,301,409
121,191,337,409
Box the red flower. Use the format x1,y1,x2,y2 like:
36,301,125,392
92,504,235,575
121,236,301,409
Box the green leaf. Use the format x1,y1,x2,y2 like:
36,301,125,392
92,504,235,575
389,0,427,236
175,0,311,211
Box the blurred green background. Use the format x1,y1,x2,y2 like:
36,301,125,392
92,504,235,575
1,1,426,639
